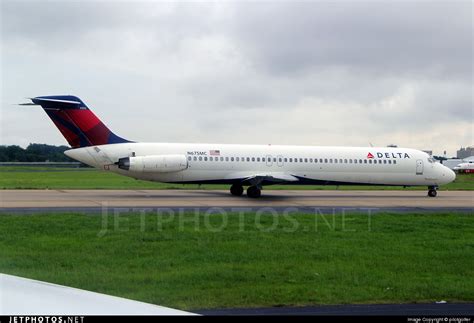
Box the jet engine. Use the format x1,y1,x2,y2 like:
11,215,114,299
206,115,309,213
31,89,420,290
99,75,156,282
116,155,188,173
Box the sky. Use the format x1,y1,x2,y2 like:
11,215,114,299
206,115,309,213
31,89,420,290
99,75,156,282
1,0,472,157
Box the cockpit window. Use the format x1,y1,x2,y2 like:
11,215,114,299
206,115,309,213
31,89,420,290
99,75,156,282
427,157,435,163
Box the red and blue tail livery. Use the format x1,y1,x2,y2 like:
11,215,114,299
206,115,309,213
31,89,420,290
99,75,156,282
30,95,130,148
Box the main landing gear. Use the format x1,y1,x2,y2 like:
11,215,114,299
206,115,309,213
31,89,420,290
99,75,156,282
427,186,438,197
229,184,262,198
247,186,262,198
230,184,244,196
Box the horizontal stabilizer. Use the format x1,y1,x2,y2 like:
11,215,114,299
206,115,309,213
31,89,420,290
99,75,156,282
32,97,82,105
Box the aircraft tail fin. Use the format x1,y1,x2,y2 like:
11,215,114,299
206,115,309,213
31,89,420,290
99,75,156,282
27,95,130,148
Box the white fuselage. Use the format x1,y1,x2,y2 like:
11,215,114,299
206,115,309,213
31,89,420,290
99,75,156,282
65,143,456,187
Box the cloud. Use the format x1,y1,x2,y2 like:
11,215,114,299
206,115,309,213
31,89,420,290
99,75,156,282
1,0,472,156
229,1,472,79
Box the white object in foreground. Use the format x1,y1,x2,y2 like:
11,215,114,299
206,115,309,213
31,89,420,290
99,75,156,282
0,274,193,315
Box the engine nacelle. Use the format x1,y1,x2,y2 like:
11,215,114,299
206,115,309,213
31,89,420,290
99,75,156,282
117,155,188,173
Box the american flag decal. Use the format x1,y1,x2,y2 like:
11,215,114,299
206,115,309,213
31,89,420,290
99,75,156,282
210,150,220,156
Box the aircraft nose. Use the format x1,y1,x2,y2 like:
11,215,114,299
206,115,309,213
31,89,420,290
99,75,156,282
447,168,456,183
441,166,456,184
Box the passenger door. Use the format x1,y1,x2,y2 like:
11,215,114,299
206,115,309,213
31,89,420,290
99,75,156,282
416,159,423,175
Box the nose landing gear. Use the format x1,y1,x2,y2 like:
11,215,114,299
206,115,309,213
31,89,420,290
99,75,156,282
427,186,438,197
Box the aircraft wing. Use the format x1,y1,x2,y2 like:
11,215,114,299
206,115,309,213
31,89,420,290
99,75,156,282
226,172,299,186
0,273,194,315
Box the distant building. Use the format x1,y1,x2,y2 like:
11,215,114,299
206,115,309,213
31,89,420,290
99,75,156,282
386,144,398,148
457,146,474,159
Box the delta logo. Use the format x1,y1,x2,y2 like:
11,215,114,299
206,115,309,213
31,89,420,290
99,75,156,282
367,152,410,159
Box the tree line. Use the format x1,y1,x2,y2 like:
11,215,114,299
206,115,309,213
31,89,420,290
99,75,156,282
0,144,74,162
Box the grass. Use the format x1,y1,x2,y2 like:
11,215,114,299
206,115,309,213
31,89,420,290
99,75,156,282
0,212,472,310
0,166,473,190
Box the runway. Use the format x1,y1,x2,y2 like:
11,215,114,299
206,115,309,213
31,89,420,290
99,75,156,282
0,189,472,213
196,303,474,316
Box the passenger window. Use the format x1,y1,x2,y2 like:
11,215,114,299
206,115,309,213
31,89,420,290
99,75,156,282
199,156,203,161
204,157,208,161
384,160,387,164
257,157,261,162
231,157,234,162
329,159,333,163
210,157,214,161
324,159,328,163
354,159,357,164
236,157,239,162
188,156,192,161
309,158,313,163
225,157,229,162
289,158,293,162
319,159,323,163
339,159,343,163
364,160,367,164
315,159,318,163
349,159,352,163
334,159,338,163
393,160,397,164
274,158,277,162
280,158,283,162
388,160,392,164
193,156,197,161
252,157,255,162
304,158,307,163
284,158,288,162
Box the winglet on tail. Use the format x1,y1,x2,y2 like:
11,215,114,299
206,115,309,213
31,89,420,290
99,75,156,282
26,95,131,148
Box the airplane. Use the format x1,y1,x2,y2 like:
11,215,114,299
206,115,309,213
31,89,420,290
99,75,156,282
453,161,474,173
23,95,456,198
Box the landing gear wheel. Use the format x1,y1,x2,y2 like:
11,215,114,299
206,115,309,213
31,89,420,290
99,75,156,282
230,184,244,196
428,189,437,197
247,186,262,198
